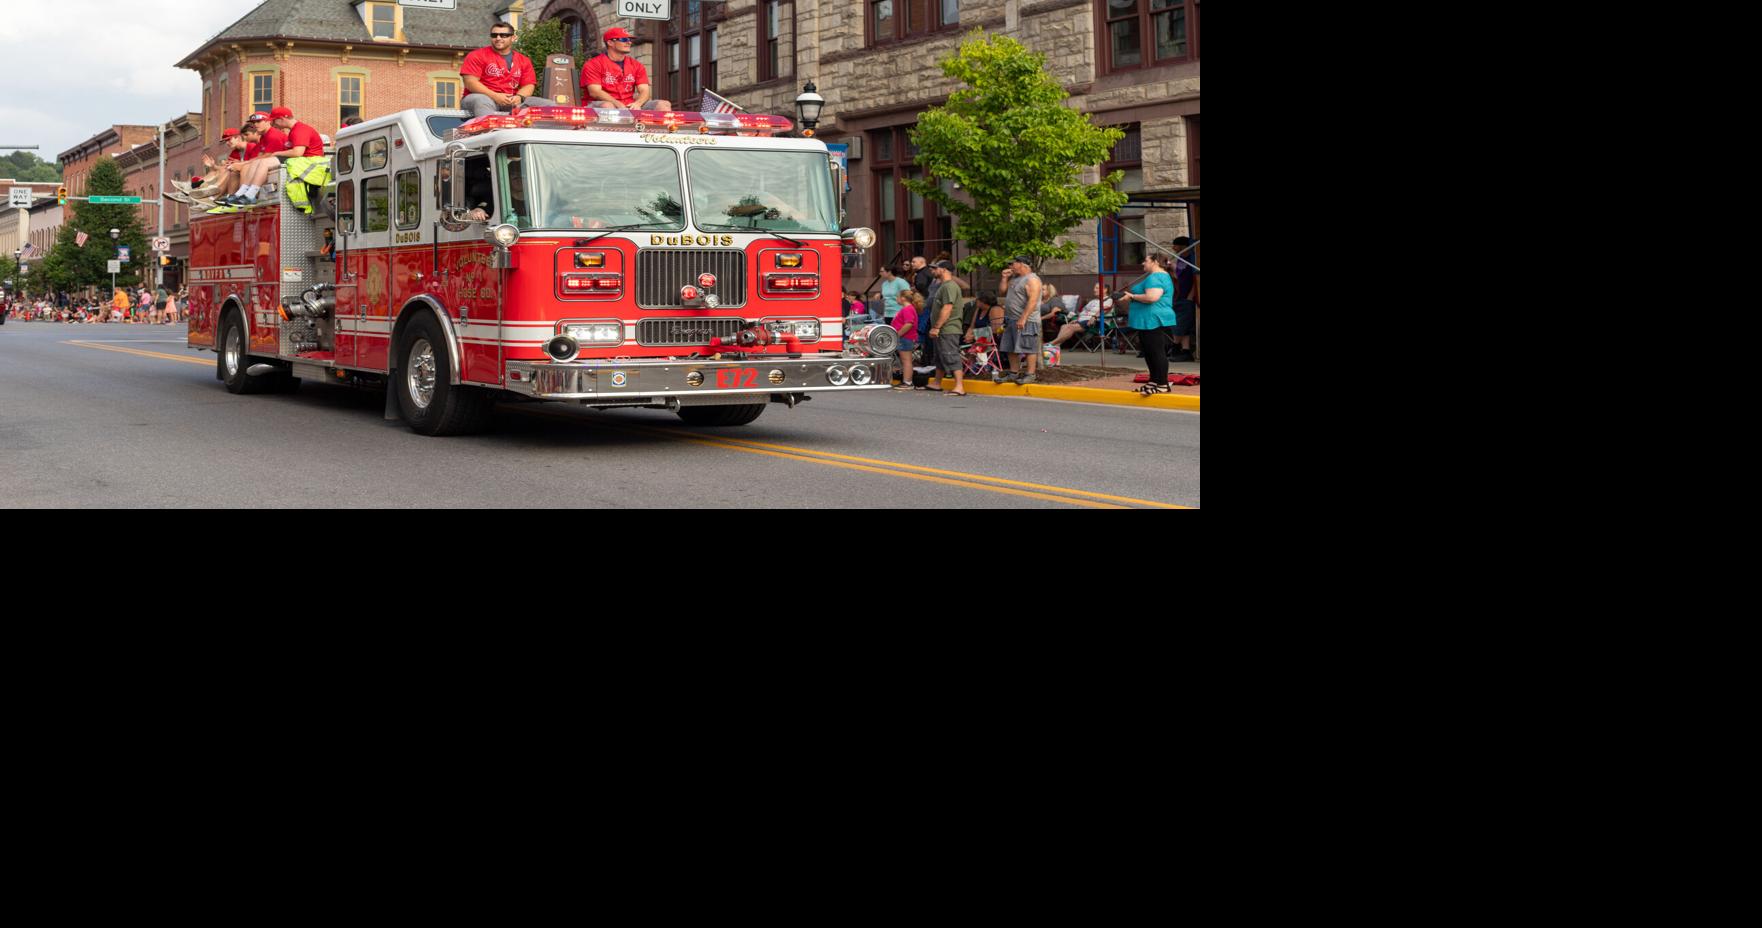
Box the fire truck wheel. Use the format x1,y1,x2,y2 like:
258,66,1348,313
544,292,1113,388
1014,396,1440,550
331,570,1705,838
219,309,273,395
396,315,494,436
676,403,767,427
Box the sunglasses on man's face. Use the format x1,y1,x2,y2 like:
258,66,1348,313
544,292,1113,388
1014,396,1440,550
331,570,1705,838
490,33,515,38
609,38,634,43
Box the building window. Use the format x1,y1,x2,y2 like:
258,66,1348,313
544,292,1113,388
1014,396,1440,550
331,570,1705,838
1100,124,1145,273
663,2,715,106
219,74,230,133
869,0,959,46
557,14,589,61
869,123,953,267
759,1,784,81
367,3,399,41
434,79,460,109
1185,114,1200,186
339,76,363,125
1100,0,1199,74
251,74,274,115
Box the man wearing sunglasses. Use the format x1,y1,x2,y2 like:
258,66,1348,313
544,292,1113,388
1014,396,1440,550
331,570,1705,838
581,27,671,111
461,25,559,118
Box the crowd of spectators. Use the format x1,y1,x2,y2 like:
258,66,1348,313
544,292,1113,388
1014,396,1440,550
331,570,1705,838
3,287,187,325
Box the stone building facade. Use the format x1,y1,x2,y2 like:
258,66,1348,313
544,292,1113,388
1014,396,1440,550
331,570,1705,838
533,0,1201,298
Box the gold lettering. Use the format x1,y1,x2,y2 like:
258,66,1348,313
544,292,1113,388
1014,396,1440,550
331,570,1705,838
651,235,665,245
720,235,733,246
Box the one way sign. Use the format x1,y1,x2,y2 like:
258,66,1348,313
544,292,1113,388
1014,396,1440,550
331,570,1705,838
617,0,671,21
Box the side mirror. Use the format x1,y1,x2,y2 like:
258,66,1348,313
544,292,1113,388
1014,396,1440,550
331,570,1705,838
442,145,476,225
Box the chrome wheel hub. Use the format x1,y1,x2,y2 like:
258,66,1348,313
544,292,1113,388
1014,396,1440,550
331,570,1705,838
408,338,437,410
224,327,241,377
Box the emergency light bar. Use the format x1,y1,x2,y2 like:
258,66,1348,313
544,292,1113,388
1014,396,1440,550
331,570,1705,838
451,107,794,139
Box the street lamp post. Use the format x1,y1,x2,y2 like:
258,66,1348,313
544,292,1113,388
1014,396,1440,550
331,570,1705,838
110,227,120,298
795,82,824,138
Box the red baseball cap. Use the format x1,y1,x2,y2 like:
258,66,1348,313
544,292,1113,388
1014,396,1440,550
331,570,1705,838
246,112,271,122
604,27,634,41
269,106,294,119
221,128,240,138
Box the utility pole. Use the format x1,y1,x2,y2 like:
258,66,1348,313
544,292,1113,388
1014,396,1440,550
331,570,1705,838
156,123,166,291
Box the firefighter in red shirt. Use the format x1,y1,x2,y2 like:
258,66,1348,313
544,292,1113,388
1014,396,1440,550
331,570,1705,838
460,24,558,118
581,27,670,111
225,105,332,214
210,114,288,210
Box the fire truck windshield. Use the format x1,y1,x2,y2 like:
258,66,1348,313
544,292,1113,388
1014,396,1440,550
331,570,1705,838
686,149,838,234
499,143,687,232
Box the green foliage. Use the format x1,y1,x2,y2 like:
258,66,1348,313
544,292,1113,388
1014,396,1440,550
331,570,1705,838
904,31,1128,274
2,150,61,182
42,157,152,291
516,19,582,86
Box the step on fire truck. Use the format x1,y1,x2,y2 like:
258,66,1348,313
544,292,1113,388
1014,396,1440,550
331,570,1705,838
185,105,899,434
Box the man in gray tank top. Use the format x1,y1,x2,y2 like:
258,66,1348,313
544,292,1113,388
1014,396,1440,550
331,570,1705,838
996,255,1043,384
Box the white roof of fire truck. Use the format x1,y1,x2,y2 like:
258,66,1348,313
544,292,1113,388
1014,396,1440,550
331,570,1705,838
333,107,827,161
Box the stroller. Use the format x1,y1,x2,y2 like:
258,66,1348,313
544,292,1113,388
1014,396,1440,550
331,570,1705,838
962,327,1003,378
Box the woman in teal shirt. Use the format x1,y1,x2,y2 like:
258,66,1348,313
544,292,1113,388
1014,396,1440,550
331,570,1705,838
1120,253,1179,394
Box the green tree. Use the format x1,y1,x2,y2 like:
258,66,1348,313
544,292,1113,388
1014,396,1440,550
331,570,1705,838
41,156,151,293
2,151,62,182
904,32,1128,274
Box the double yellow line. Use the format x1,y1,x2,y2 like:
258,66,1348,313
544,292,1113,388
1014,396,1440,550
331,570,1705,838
516,409,1191,509
64,340,211,367
64,339,1191,508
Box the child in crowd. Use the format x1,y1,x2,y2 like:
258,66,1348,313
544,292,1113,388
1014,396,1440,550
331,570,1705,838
892,290,923,390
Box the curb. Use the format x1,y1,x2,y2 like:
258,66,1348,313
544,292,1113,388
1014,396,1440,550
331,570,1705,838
926,376,1201,411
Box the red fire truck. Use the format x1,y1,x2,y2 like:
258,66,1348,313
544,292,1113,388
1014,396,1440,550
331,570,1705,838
185,106,898,434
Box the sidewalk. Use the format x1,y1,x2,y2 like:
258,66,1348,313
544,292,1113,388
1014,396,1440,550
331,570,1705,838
924,347,1201,410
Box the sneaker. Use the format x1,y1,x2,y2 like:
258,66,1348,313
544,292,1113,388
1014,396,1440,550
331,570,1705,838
992,371,1010,384
1170,351,1195,362
1017,373,1037,385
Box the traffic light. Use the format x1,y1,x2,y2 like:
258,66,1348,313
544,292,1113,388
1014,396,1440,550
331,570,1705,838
160,255,171,266
56,185,67,205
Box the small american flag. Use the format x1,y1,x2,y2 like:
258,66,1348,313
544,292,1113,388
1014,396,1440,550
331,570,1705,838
76,231,89,247
19,243,35,259
700,89,744,115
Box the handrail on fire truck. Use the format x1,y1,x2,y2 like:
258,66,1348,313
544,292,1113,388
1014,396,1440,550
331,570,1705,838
448,106,795,140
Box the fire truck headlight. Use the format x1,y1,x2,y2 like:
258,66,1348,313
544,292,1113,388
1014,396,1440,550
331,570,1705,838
827,366,849,386
490,224,520,247
842,227,877,250
564,323,623,345
704,293,721,309
850,365,873,386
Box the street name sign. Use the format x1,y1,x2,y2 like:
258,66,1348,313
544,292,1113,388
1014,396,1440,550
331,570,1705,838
88,195,142,205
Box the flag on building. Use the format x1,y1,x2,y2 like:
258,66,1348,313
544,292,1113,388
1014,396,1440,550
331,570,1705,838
19,242,35,259
701,89,744,115
76,231,89,247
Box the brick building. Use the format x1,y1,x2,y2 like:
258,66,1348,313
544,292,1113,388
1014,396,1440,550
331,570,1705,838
176,0,531,147
112,115,205,288
57,126,159,201
532,0,1201,298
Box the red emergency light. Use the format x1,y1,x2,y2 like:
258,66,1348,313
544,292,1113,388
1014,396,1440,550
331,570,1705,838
453,106,794,139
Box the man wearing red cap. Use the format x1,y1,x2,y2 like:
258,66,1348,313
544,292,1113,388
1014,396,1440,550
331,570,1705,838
460,23,558,118
581,28,670,111
258,106,331,213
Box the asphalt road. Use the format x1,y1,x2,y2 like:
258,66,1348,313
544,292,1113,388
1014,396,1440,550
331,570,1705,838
0,321,1200,508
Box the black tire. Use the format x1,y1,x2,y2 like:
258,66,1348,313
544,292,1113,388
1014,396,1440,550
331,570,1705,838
218,309,274,394
676,403,767,427
395,313,494,436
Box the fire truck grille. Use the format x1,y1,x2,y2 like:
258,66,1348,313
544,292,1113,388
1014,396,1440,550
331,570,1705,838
638,318,749,347
636,250,748,308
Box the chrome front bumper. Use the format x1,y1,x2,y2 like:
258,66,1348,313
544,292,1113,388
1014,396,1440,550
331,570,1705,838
504,355,898,402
